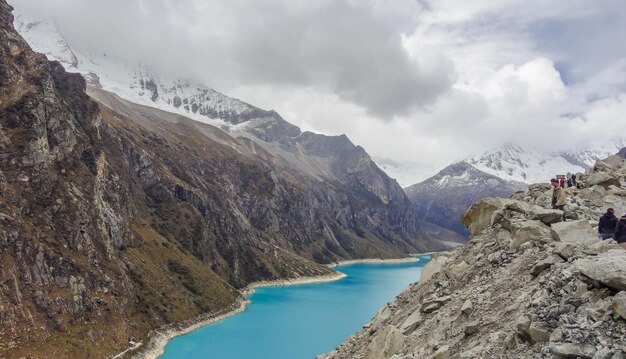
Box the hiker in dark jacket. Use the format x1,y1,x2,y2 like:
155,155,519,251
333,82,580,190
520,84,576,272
615,214,626,249
598,208,618,239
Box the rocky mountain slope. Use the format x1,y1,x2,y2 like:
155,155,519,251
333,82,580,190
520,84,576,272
405,162,522,237
324,154,626,358
0,2,441,357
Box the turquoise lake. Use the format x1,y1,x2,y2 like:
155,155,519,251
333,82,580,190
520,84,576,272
160,255,430,359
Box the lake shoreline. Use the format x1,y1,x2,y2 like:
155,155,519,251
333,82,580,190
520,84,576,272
326,256,421,268
133,271,347,359
132,255,425,359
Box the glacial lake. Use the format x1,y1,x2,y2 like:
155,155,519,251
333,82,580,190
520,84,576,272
160,255,430,359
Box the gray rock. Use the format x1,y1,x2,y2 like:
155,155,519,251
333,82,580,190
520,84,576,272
515,315,531,335
464,320,480,336
460,299,473,315
549,343,596,358
510,220,551,250
531,255,563,276
573,252,626,290
365,325,406,359
611,291,626,320
528,322,552,343
399,310,422,334
551,220,598,244
587,172,621,188
434,345,450,359
461,198,513,236
420,256,450,283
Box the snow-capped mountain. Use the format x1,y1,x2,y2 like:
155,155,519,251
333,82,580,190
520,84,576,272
13,14,262,131
467,140,626,184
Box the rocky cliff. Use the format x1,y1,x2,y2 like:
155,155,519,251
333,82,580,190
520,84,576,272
323,154,626,358
0,1,440,357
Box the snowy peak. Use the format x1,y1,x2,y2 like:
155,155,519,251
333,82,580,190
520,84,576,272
467,139,626,184
13,14,262,129
405,161,514,194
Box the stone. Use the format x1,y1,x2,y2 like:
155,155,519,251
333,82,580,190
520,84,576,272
553,242,579,260
549,343,596,358
420,255,450,282
399,310,421,334
365,325,406,359
528,322,552,343
460,299,473,315
591,239,622,253
587,172,621,189
551,220,598,244
464,320,480,336
611,291,626,320
510,220,551,251
372,305,393,329
434,345,450,359
445,261,469,278
532,208,565,225
549,328,563,342
573,251,626,290
531,255,563,276
515,315,531,335
461,198,513,236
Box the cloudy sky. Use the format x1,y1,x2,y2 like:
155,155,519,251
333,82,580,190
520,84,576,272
11,0,626,185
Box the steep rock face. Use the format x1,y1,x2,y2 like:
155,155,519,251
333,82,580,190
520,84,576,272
324,155,626,359
405,162,521,237
0,2,441,357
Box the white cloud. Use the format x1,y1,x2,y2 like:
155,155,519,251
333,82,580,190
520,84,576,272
9,0,626,186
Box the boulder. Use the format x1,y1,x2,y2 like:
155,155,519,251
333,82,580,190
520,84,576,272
531,255,563,276
550,220,598,244
611,291,626,320
597,155,624,170
587,172,621,189
572,251,626,291
528,322,552,343
460,299,473,315
515,315,531,335
420,255,450,282
549,343,596,358
590,239,622,253
399,309,421,334
510,220,551,250
365,325,406,359
372,305,393,329
461,198,513,236
434,345,450,359
463,320,480,336
532,208,564,225
444,261,468,278
552,242,579,260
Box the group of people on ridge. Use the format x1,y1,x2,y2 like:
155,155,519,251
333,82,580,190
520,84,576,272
550,178,626,250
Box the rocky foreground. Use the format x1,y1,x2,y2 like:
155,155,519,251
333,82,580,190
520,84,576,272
322,153,626,359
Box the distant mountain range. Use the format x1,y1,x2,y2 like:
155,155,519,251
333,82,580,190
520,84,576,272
406,140,626,237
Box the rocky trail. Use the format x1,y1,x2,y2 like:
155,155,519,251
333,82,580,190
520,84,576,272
322,152,626,359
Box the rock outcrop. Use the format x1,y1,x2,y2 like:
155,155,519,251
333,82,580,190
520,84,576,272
323,153,626,358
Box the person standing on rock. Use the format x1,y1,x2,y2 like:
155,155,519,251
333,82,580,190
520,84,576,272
598,208,618,239
615,213,626,249
550,178,567,221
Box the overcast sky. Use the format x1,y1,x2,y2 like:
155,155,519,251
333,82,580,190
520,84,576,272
11,0,626,185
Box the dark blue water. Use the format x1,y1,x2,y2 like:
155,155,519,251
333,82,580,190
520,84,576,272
160,255,430,359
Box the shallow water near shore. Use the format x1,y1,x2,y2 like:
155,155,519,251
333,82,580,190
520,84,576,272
159,255,430,359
